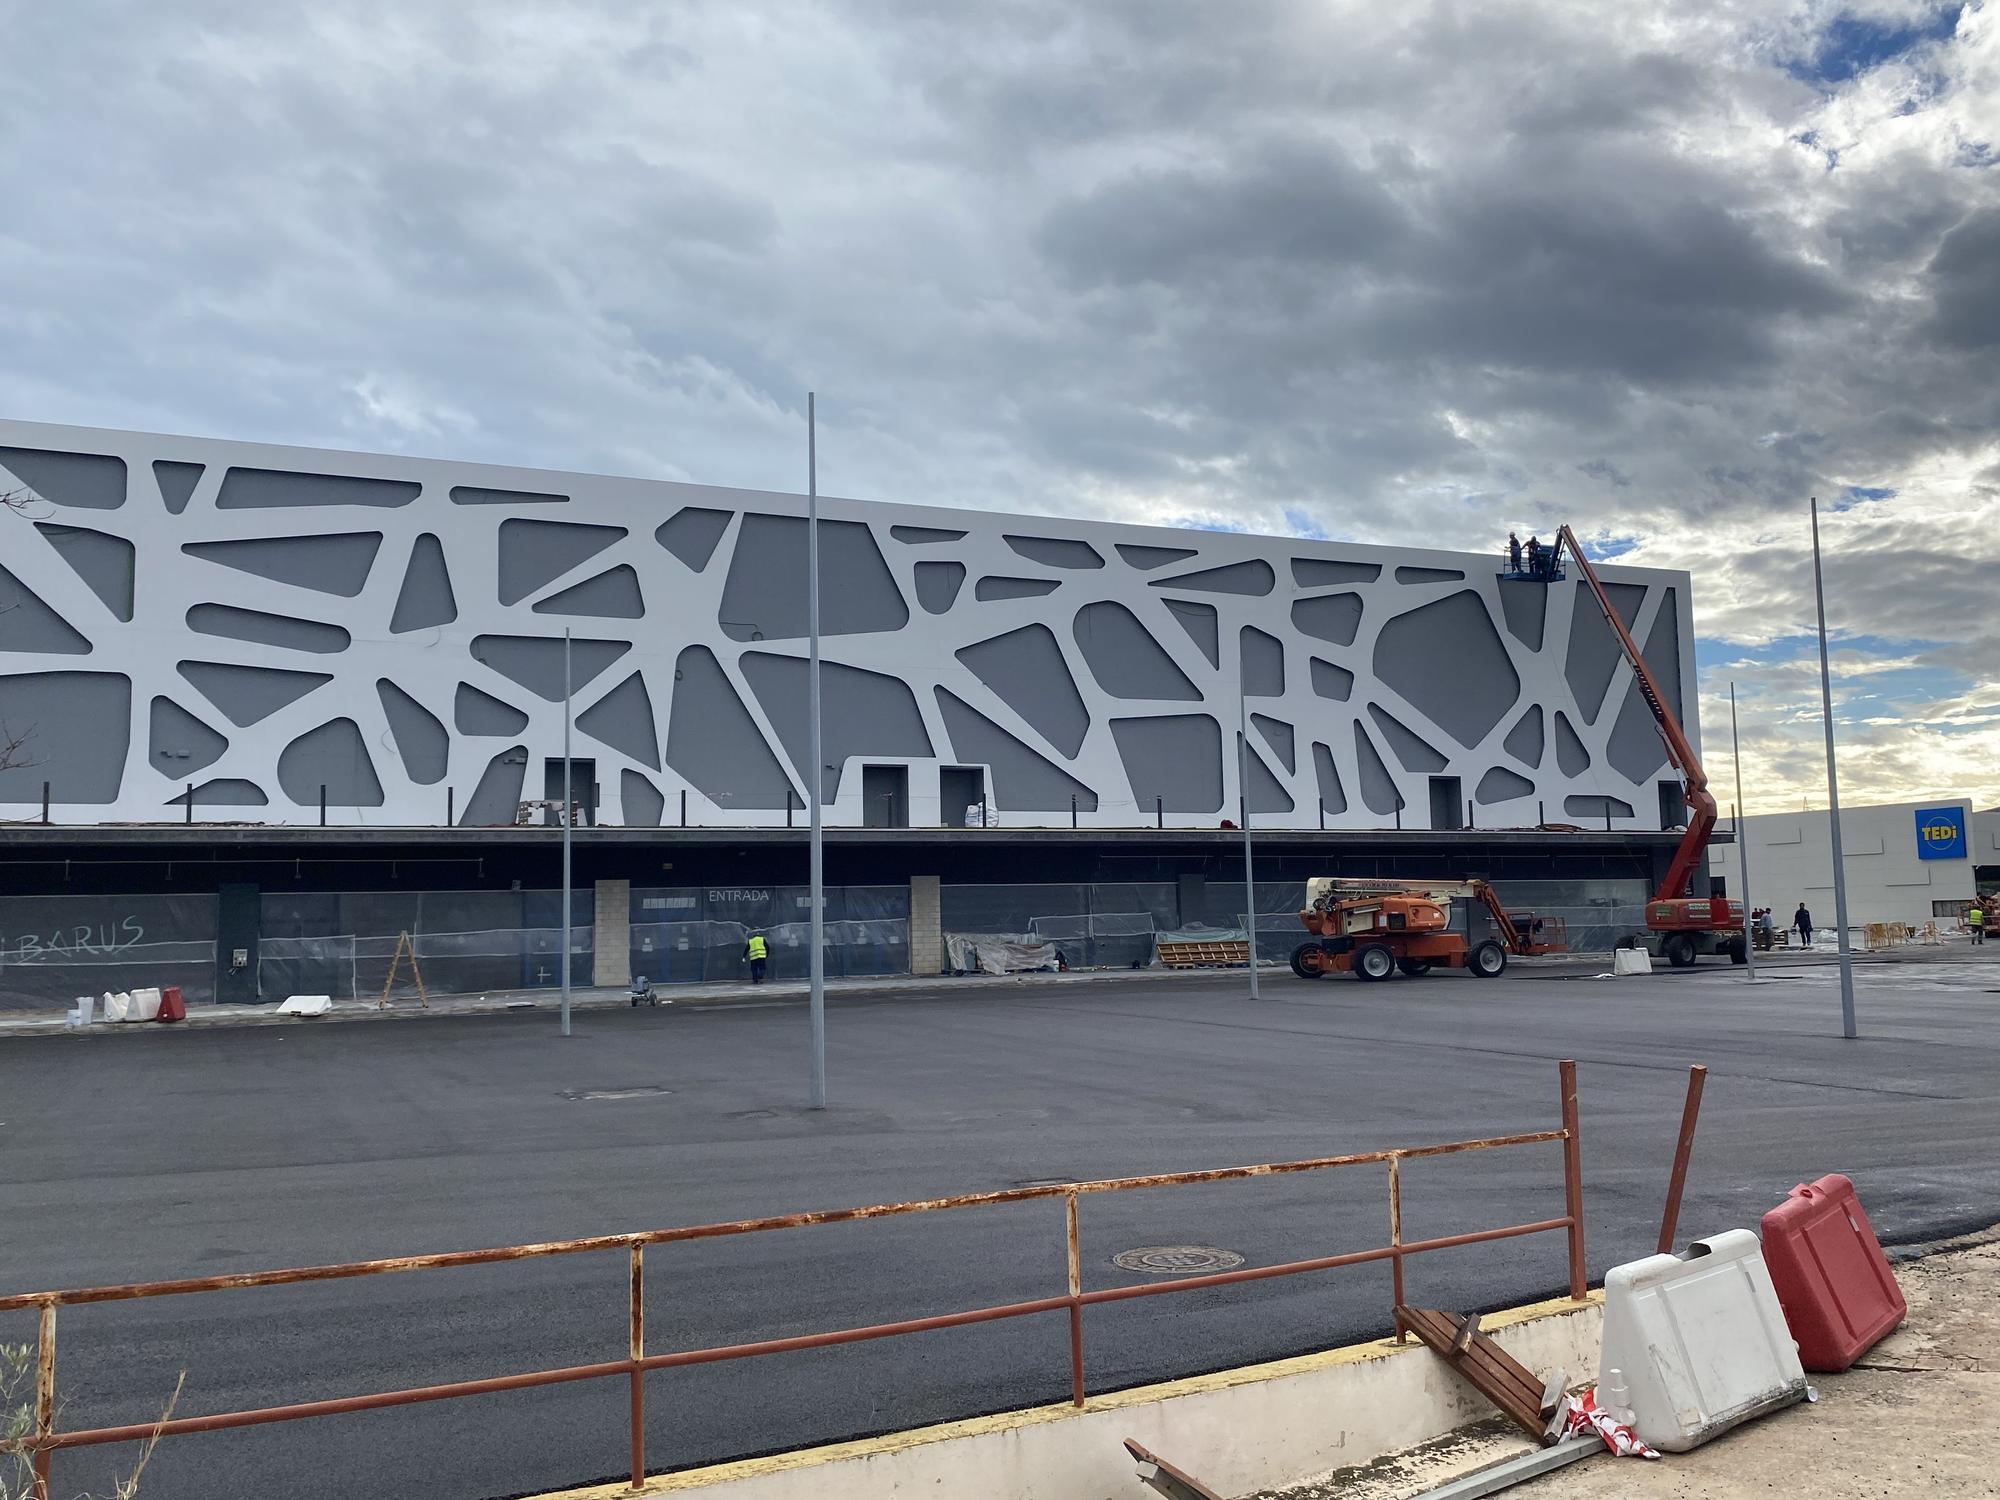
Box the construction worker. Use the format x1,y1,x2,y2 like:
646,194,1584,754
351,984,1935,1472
1969,901,1987,946
1794,901,1814,948
1525,536,1542,577
1508,532,1523,573
745,931,769,983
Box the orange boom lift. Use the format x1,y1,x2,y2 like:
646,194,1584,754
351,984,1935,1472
1290,878,1567,982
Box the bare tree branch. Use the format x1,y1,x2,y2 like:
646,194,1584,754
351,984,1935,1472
0,486,30,513
0,720,31,776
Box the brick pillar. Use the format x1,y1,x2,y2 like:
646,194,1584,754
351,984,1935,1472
909,875,942,977
593,878,631,989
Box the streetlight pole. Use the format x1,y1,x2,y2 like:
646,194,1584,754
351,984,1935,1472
807,394,827,1107
560,626,573,1038
1238,665,1260,1000
1810,499,1858,1038
1731,682,1755,981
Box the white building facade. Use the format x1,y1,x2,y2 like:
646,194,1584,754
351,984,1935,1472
0,420,1700,832
1710,799,1979,930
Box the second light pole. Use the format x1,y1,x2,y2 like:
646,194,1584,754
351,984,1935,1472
807,394,827,1108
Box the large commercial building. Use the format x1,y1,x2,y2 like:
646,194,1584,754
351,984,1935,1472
0,421,1705,1005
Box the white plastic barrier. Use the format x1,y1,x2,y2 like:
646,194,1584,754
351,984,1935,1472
67,996,94,1028
126,987,163,1022
100,991,130,1023
1598,1229,1807,1453
1612,947,1652,976
276,994,333,1017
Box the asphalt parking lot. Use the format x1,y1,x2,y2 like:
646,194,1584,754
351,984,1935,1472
5,949,1998,1500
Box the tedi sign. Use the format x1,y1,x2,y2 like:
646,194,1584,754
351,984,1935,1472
1914,805,1967,861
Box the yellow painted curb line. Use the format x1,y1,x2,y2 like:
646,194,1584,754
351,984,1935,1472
529,1290,1604,1499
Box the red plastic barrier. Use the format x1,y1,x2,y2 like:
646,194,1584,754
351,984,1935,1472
157,985,187,1024
1761,1174,1906,1371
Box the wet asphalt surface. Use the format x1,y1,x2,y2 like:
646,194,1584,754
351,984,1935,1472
5,950,1999,1499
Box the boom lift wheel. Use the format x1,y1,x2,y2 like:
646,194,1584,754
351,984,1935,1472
1290,942,1330,979
1396,958,1433,977
1354,943,1396,982
1663,933,1698,968
1468,940,1507,978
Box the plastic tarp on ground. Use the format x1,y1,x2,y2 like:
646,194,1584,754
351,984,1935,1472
943,934,1061,975
0,893,218,1010
940,883,1177,969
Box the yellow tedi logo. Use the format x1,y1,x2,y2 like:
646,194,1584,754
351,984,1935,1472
1921,822,1957,844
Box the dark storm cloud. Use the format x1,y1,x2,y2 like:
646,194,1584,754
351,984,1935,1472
1927,206,2000,348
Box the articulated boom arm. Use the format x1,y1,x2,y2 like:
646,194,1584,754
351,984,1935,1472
1553,525,1715,901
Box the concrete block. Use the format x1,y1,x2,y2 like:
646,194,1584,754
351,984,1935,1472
594,878,631,989
910,875,941,976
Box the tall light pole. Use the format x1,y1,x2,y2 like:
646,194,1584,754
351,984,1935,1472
1237,661,1260,1001
1730,682,1755,981
560,626,573,1038
1810,499,1858,1038
807,394,827,1107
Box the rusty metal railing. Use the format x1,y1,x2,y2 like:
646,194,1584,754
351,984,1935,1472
2,1060,1591,1498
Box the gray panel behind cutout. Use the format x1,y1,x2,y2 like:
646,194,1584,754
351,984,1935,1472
1251,713,1296,773
1498,581,1547,651
664,646,794,810
954,624,1089,758
1476,766,1536,804
181,532,381,598
451,485,568,505
1292,558,1382,587
391,534,457,633
177,661,332,726
975,576,1060,602
622,770,665,827
1566,794,1634,820
1109,715,1222,813
1238,734,1295,814
1004,535,1104,569
0,564,93,653
1241,626,1285,697
532,564,645,619
470,635,630,702
0,671,129,803
154,460,204,514
36,524,135,620
1563,580,1648,723
1310,658,1354,700
376,680,448,784
1605,589,1680,782
148,697,227,777
1291,592,1364,647
169,778,267,807
456,682,530,736
1116,543,1197,570
1394,566,1464,584
890,524,967,544
1554,711,1590,775
460,745,530,825
720,514,908,640
1372,590,1520,747
498,519,627,606
1073,602,1200,700
742,653,932,801
186,603,350,654
915,561,966,615
1313,742,1348,815
216,468,419,509
935,689,1098,812
0,447,125,509
1503,705,1545,767
1367,705,1449,772
657,507,733,571
575,670,661,769
277,718,384,806
1165,600,1219,668
1352,723,1401,815
1148,559,1275,596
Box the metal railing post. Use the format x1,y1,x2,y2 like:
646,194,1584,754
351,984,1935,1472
32,1300,54,1500
1559,1059,1586,1299
40,780,49,824
628,1243,645,1489
1656,1065,1708,1255
1387,1155,1405,1340
1064,1191,1084,1406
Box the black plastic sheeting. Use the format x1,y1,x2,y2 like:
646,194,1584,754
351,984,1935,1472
629,885,909,985
258,889,598,1002
0,893,219,1009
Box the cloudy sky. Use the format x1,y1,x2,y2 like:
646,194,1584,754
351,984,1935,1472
3,0,1994,811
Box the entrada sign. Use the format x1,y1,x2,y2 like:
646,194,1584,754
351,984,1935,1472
1914,805,1966,861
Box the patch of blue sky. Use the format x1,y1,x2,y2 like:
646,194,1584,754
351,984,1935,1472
1832,485,1896,510
1786,6,1960,88
1166,515,1248,533
1580,535,1639,561
1282,507,1331,541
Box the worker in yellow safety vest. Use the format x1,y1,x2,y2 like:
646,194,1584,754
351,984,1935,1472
745,932,770,982
1970,902,1987,946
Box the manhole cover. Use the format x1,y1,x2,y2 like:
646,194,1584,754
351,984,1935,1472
560,1086,674,1101
1112,1246,1245,1275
